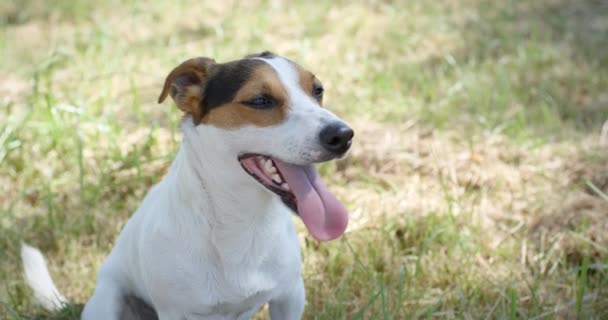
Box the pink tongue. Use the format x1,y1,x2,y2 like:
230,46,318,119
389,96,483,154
274,160,348,241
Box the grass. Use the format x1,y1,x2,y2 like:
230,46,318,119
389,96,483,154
1,0,608,318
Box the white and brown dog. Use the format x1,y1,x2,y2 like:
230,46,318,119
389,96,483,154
21,51,353,319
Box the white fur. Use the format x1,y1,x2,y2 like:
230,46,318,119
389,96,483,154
21,56,346,320
21,243,68,311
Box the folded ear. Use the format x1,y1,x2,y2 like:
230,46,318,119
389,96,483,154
158,57,216,123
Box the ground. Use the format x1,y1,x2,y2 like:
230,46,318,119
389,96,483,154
1,0,607,319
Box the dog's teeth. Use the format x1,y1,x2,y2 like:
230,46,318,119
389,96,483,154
264,160,276,174
272,174,282,183
281,183,290,190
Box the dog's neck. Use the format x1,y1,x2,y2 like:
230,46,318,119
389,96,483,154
163,120,286,265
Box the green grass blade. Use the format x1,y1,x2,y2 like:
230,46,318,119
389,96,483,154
575,255,590,318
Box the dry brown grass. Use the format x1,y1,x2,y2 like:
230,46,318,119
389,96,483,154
323,121,608,313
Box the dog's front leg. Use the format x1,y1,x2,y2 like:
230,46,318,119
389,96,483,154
81,282,124,320
268,278,305,320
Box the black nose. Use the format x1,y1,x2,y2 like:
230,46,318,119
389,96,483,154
319,122,354,154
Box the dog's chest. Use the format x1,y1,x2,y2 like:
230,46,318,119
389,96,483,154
180,234,301,317
207,227,300,296
143,211,302,317
206,264,283,313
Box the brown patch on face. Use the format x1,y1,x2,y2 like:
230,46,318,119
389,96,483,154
202,62,289,128
296,64,323,105
157,57,216,124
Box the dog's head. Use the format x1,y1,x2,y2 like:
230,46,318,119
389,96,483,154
158,51,353,241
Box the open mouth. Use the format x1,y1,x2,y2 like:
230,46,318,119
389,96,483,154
238,153,349,241
239,154,298,214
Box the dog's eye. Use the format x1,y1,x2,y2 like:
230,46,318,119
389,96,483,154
313,85,324,100
244,95,276,109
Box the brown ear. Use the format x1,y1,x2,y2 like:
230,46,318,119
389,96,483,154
158,57,216,123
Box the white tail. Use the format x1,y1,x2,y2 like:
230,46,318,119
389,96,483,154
20,243,69,311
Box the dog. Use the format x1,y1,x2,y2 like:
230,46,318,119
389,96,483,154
21,51,354,320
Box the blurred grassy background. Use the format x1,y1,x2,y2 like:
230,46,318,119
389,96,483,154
1,0,607,319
